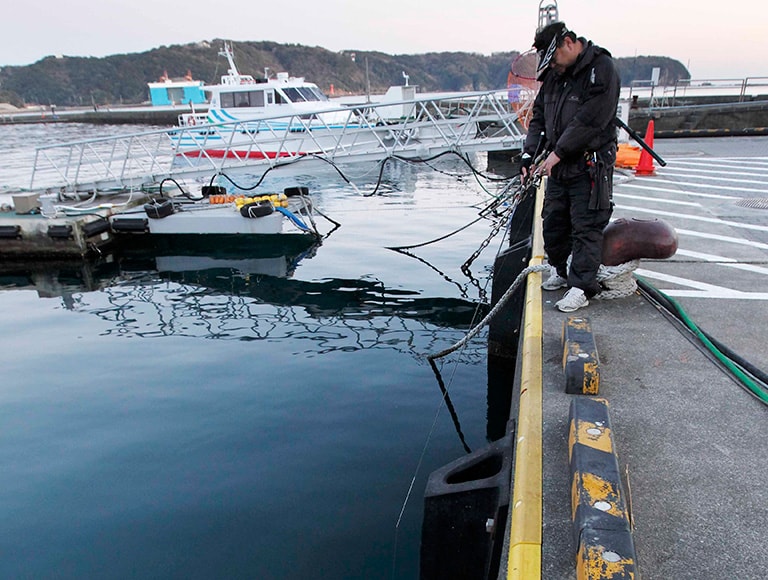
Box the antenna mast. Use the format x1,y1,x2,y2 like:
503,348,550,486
537,0,559,31
220,42,240,77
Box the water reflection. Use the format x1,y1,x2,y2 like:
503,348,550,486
0,236,489,360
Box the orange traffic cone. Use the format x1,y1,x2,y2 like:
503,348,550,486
635,120,656,176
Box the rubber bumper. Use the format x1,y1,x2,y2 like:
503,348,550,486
569,397,637,579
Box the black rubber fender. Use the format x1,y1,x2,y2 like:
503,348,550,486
240,200,274,218
283,186,309,197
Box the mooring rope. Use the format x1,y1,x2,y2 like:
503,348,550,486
427,257,643,360
427,263,550,360
595,260,641,300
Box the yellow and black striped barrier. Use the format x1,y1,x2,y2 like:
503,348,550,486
562,316,600,395
568,397,637,579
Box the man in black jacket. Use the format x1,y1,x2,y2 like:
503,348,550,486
520,21,620,312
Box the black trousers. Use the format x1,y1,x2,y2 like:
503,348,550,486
541,174,613,298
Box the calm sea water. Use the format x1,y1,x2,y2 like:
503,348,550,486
0,123,515,578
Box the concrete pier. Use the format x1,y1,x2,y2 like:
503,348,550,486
501,136,768,579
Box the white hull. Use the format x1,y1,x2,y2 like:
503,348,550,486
147,206,285,235
111,198,315,238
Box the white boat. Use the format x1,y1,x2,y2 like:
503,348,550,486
170,43,363,158
167,43,480,160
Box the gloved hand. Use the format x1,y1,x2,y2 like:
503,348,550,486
519,152,533,177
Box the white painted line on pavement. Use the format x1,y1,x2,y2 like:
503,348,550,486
613,193,702,207
674,248,768,275
675,228,768,250
644,171,768,184
617,205,768,233
666,157,768,166
621,177,768,195
636,268,768,300
615,183,737,199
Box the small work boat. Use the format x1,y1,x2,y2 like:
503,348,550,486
110,185,320,238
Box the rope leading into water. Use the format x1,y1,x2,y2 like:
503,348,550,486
427,263,550,360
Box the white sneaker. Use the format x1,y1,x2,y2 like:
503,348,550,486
542,268,568,291
556,287,589,312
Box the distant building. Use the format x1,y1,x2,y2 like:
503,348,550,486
147,70,207,106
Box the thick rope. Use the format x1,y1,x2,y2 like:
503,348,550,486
427,257,639,359
559,255,641,300
427,264,550,360
595,259,641,300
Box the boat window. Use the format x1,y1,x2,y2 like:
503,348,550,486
275,91,287,104
281,88,306,102
248,91,265,107
297,87,321,102
311,88,329,101
221,90,266,108
266,91,274,105
221,92,236,108
166,87,185,104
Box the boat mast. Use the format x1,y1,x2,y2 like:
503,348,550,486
218,42,255,85
220,42,241,77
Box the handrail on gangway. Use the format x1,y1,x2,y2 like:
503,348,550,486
29,90,526,194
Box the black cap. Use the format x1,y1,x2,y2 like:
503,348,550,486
534,21,569,80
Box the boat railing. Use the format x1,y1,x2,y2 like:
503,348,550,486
178,112,213,127
29,90,525,194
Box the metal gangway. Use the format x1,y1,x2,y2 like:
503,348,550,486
29,90,525,194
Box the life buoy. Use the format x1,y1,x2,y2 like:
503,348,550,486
188,116,196,126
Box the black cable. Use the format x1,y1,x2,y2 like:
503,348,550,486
390,149,512,182
159,177,203,201
429,359,472,454
639,277,768,386
386,177,527,252
360,157,392,197
636,277,768,404
700,329,768,386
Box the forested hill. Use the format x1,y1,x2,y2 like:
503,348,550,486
0,40,689,107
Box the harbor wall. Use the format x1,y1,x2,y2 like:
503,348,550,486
0,106,197,126
628,99,768,137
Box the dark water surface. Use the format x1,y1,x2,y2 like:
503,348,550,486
1,124,515,578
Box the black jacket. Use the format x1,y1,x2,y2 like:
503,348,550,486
523,40,620,182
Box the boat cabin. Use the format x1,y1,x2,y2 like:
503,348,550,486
211,78,330,109
148,78,207,106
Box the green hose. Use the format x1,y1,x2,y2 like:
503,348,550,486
635,274,768,405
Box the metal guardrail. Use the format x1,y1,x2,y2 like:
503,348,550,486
29,91,525,193
625,76,768,107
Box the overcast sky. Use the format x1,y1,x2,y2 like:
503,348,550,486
2,0,766,80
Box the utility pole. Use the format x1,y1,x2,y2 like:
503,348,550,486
365,57,371,103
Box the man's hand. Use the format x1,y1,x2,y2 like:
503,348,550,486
536,151,561,176
519,153,533,179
